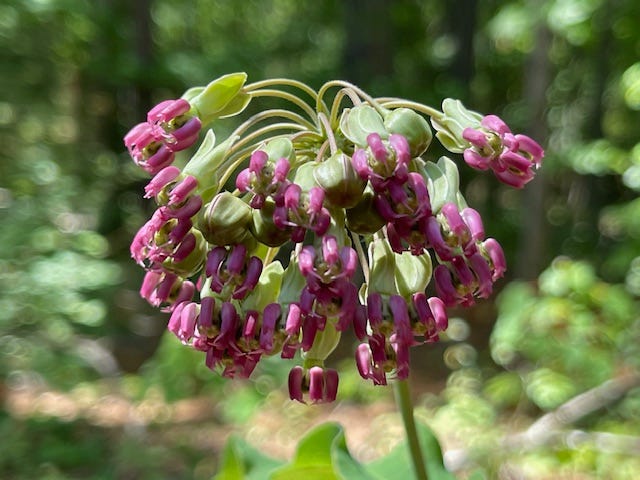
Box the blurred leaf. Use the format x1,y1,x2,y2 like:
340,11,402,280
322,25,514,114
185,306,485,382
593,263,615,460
365,421,455,480
214,435,284,480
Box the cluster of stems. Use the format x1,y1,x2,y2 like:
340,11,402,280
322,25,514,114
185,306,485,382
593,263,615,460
125,73,543,403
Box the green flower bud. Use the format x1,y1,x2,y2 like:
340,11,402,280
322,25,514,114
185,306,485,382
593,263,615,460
303,322,341,366
162,228,207,277
263,137,296,164
313,151,366,208
431,99,483,153
199,192,253,246
384,108,433,157
368,236,398,297
292,162,320,192
278,253,308,307
242,260,285,312
345,187,385,235
394,250,432,299
183,131,238,202
339,104,388,148
181,86,204,103
421,156,462,213
190,72,249,124
248,199,291,247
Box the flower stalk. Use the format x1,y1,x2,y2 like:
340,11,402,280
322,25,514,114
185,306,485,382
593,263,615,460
394,379,429,480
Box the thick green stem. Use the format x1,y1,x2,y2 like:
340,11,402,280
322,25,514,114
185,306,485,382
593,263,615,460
393,379,428,480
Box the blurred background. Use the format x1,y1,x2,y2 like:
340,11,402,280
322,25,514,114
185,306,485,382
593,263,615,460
1,0,640,478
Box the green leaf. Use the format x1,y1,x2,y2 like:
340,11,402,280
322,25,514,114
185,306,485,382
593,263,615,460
365,422,455,480
214,435,284,480
270,422,375,480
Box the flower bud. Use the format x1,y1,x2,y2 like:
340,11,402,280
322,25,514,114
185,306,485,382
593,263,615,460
200,192,253,246
394,250,432,299
303,322,342,365
345,187,386,234
189,72,249,124
291,162,320,192
384,108,433,157
242,260,285,313
313,151,366,208
339,104,388,147
368,236,399,297
182,131,238,201
262,137,296,165
431,99,483,153
161,229,207,277
248,199,292,247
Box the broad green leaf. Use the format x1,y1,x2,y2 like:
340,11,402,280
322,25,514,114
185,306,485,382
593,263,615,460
270,422,375,480
214,435,284,480
365,422,455,480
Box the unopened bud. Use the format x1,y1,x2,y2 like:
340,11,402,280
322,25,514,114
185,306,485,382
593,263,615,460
314,151,366,208
339,104,388,147
200,192,253,246
345,188,386,234
384,108,433,157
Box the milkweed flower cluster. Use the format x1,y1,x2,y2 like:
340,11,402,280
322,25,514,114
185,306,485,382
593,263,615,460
124,74,543,403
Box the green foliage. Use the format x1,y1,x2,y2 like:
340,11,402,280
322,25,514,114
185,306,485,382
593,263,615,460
215,421,454,480
3,0,640,478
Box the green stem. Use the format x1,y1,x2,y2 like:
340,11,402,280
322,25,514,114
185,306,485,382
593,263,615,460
393,379,428,480
248,88,319,125
376,98,444,121
317,80,388,118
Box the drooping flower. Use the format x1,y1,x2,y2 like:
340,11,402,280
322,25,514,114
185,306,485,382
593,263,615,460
462,114,544,188
236,150,291,209
273,184,331,242
352,133,411,191
124,99,202,175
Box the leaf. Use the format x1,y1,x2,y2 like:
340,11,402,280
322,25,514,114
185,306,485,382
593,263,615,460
269,422,375,480
365,422,456,480
213,435,284,480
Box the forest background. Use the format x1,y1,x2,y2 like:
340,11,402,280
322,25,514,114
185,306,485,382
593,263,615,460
1,0,640,478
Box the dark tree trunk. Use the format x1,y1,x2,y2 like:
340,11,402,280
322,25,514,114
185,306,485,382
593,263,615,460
515,22,552,280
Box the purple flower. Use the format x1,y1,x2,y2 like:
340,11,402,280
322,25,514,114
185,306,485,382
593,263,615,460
462,114,544,188
236,150,291,209
147,98,201,151
288,366,339,404
352,133,411,192
273,184,331,242
124,99,202,175
205,245,263,301
130,196,204,269
124,123,176,175
296,236,359,331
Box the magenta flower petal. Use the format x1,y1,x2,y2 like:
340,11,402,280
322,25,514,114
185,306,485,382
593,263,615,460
145,166,181,198
288,366,305,403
